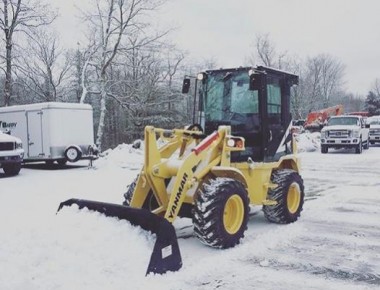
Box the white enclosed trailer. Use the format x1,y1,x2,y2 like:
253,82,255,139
0,102,98,164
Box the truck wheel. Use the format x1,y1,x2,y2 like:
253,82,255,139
64,146,82,162
122,176,158,210
321,145,328,154
3,163,21,176
355,139,362,154
193,177,249,249
263,169,304,224
363,139,369,150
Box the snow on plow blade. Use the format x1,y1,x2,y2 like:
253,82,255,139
57,198,182,275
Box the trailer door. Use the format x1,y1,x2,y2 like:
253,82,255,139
27,110,44,158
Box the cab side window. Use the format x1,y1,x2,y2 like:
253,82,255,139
267,78,281,124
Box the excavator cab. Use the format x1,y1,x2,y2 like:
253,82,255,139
184,66,298,162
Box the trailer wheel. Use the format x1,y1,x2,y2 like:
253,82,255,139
193,177,249,249
64,146,82,162
3,163,21,176
263,169,304,224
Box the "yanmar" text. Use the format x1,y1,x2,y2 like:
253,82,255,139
168,173,188,218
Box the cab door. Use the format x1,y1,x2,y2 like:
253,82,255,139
260,72,294,161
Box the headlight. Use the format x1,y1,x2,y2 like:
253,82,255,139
352,130,360,138
321,131,326,138
16,142,23,149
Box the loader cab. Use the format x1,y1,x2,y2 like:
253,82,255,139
184,66,298,162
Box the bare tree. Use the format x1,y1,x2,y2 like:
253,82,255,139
16,29,72,102
303,54,345,111
0,0,57,106
79,0,166,150
371,78,380,96
248,33,288,70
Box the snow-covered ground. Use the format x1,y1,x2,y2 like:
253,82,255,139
1,136,379,290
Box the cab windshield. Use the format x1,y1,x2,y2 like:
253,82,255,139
367,118,380,125
328,117,359,126
201,70,258,124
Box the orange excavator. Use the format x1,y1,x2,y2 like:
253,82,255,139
304,105,344,132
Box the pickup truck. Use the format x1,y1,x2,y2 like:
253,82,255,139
320,115,370,154
366,116,380,145
0,131,24,176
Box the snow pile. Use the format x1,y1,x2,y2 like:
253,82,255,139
2,133,380,289
95,143,144,170
1,205,155,290
296,132,321,152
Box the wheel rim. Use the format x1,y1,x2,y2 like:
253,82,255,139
287,182,301,214
67,148,78,161
223,194,244,235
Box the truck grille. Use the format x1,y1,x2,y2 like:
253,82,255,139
328,130,350,138
370,129,380,136
0,142,15,151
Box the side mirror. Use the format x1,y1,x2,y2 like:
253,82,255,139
365,124,370,128
182,78,191,94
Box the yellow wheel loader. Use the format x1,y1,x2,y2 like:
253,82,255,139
58,66,304,275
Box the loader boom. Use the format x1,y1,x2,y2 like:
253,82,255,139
130,126,245,222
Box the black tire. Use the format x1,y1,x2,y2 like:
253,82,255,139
3,162,21,176
122,176,158,210
193,177,250,249
355,139,362,154
364,139,369,150
321,145,328,154
263,169,304,224
187,123,203,132
123,177,138,206
64,146,82,162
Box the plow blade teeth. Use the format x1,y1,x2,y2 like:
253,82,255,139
58,198,182,275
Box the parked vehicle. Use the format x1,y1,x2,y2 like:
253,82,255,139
0,102,98,165
366,116,380,145
347,111,369,118
304,105,344,132
320,115,370,154
291,119,306,134
0,130,24,176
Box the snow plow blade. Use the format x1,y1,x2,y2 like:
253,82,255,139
57,198,182,275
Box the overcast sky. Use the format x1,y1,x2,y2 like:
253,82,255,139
53,0,380,96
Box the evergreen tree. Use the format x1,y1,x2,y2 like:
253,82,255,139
364,91,380,116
